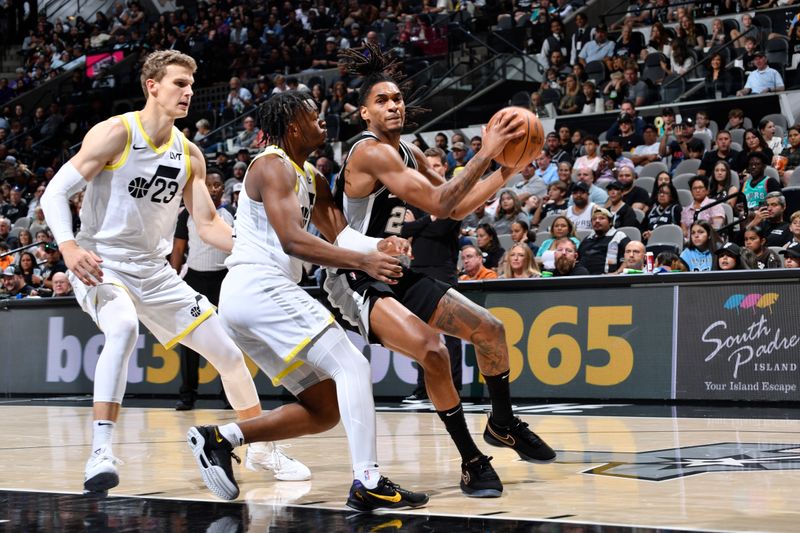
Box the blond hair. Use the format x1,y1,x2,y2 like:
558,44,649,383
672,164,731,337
140,50,197,97
500,243,540,279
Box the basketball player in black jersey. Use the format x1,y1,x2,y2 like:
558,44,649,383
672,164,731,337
325,44,557,498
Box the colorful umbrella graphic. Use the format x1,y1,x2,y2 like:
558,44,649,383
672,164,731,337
741,293,762,313
723,294,746,313
756,292,780,314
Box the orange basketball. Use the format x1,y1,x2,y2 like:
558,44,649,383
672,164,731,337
486,106,545,168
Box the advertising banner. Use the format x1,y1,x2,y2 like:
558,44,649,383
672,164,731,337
468,286,674,399
675,283,800,401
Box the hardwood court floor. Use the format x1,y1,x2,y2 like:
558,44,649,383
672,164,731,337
1,402,800,532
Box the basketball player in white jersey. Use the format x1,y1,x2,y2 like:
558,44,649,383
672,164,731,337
40,51,308,495
325,44,557,498
186,91,428,510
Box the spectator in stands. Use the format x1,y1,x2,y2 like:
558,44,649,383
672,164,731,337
643,183,682,241
704,53,735,99
725,108,746,131
630,125,661,169
606,101,646,139
735,128,774,173
677,14,705,50
714,242,749,271
779,242,800,268
653,250,689,273
597,138,633,184
615,240,646,273
615,165,648,211
614,114,644,152
747,191,793,246
708,18,728,48
779,124,800,184
223,161,247,206
233,116,259,150
786,211,800,247
500,243,541,279
1,264,36,298
565,181,597,232
0,241,12,271
737,51,785,96
537,215,580,259
225,76,252,115
461,201,494,237
579,23,614,65
12,229,33,261
550,237,589,276
741,151,781,209
322,81,357,122
475,223,505,270
492,189,530,236
660,116,697,172
580,80,598,114
574,134,601,173
605,180,638,228
40,241,66,289
448,141,469,170
529,91,551,117
681,220,718,271
459,244,498,281
16,250,41,286
571,167,607,206
569,12,592,65
534,149,558,185
510,161,546,205
0,217,15,248
647,171,673,206
699,130,739,176
544,132,570,164
532,181,569,226
732,17,757,50
693,111,712,138
510,220,538,254
682,175,726,236
557,74,585,115
1,186,27,223
51,271,73,297
744,225,782,269
662,37,695,77
604,64,650,108
539,19,569,67
641,21,669,60
577,206,630,274
556,160,573,187
759,118,784,154
708,161,740,207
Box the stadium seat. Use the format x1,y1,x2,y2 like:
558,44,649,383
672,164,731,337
764,166,780,181
677,189,693,207
584,60,607,86
728,67,745,95
647,224,685,251
692,131,712,152
723,19,739,37
673,173,695,190
13,217,31,229
633,208,646,224
787,171,800,187
638,162,668,178
761,113,788,132
635,176,655,192
660,74,685,103
618,226,641,242
498,233,514,251
576,228,592,241
535,231,551,246
538,214,560,232
673,159,701,176
642,53,667,85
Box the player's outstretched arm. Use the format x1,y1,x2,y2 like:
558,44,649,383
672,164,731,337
183,142,234,253
256,156,403,283
41,117,129,286
352,109,524,218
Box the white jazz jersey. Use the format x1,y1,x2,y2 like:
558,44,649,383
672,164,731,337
225,145,317,283
77,111,191,269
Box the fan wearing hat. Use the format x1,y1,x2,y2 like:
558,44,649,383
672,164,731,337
714,242,748,271
779,242,800,268
39,242,68,290
742,150,782,210
737,50,785,96
660,115,695,173
576,206,631,274
578,23,615,64
1,265,36,298
565,180,598,231
604,180,638,228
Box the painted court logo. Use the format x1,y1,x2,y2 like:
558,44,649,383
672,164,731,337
577,443,800,481
722,293,779,313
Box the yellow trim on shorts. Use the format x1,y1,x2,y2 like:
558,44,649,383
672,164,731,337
163,306,215,349
271,360,305,387
134,111,175,154
104,115,132,170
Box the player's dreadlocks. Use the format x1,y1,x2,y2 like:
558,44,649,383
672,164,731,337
257,91,315,147
338,42,427,123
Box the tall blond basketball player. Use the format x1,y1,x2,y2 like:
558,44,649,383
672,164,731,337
41,50,309,495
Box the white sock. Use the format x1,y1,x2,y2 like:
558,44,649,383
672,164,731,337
218,423,245,448
92,420,115,455
354,462,381,489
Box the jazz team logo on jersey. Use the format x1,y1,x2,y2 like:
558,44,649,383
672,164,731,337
190,295,202,318
127,165,181,203
571,442,800,481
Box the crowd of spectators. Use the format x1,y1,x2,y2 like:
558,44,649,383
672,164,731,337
522,3,799,118
3,0,800,298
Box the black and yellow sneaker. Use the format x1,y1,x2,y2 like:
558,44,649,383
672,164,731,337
483,415,556,463
460,454,503,498
187,425,241,500
346,476,429,512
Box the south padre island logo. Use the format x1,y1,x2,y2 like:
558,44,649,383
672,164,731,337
563,442,800,481
722,292,779,314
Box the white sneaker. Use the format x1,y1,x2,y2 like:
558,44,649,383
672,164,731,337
245,442,311,481
84,446,122,493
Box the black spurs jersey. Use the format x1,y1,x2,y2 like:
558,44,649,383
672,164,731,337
334,131,418,238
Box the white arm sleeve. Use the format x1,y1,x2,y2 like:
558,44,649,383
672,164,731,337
40,162,89,244
335,226,382,255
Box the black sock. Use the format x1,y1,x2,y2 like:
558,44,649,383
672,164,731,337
483,370,513,427
437,403,481,462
